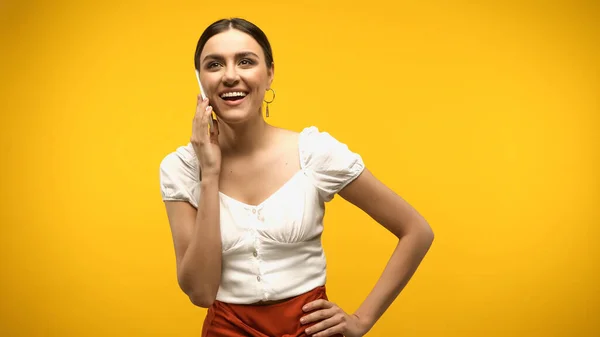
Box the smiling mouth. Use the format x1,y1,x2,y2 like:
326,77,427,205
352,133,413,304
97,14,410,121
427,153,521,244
220,91,248,103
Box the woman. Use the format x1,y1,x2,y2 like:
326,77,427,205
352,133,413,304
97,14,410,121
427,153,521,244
159,17,434,337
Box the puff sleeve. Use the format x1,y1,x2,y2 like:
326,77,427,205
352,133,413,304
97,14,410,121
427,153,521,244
300,126,365,202
159,143,201,208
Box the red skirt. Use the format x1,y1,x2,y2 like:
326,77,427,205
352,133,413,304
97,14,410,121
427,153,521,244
201,286,343,337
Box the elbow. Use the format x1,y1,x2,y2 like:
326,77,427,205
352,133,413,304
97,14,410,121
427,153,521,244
402,219,434,246
177,273,218,308
423,222,434,242
420,221,435,248
188,292,216,308
419,218,434,241
180,282,217,308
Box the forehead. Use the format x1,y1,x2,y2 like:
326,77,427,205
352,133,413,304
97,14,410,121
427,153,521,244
201,29,264,60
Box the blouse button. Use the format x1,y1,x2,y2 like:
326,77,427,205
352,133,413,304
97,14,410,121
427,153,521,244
252,209,256,214
257,275,261,282
253,250,258,257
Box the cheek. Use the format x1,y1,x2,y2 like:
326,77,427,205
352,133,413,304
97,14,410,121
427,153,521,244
202,75,221,97
241,69,268,89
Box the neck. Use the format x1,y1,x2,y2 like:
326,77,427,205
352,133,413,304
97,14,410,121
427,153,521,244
218,114,273,156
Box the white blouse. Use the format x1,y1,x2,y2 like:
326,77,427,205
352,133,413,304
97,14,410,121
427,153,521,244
159,126,365,304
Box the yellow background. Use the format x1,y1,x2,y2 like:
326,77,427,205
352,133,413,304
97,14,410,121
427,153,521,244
1,0,598,336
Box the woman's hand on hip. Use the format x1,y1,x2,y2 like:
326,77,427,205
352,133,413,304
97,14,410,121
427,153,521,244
300,299,371,337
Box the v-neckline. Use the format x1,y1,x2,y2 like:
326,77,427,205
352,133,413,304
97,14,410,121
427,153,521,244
218,170,304,209
217,126,311,209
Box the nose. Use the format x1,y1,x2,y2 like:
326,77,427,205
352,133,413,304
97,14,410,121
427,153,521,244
222,64,240,86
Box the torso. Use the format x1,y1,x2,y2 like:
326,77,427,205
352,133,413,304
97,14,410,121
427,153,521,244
218,128,303,305
161,125,360,305
218,128,301,207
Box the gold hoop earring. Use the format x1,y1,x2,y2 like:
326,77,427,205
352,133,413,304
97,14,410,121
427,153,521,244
264,88,275,117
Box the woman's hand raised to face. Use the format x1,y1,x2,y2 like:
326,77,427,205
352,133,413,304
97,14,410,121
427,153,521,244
190,95,221,179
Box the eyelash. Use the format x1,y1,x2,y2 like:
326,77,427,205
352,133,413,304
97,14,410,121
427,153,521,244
239,58,254,65
206,59,255,69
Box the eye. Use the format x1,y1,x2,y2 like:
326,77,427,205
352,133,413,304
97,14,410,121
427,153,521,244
207,61,221,69
239,58,255,66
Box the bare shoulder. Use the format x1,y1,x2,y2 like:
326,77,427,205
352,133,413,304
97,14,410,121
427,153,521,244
261,126,301,171
272,126,300,139
269,126,301,150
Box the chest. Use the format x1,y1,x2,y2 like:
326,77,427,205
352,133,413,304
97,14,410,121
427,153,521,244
218,172,325,253
219,148,301,207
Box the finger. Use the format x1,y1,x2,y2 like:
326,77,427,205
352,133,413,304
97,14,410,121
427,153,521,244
194,95,209,119
193,96,208,131
191,97,209,144
312,324,344,337
213,117,219,134
304,314,344,336
300,307,337,325
209,118,219,143
209,110,219,134
303,299,332,312
200,104,213,137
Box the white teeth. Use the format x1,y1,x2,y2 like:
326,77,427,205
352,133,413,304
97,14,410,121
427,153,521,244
220,91,247,98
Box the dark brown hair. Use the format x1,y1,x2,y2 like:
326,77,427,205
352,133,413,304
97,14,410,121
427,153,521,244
194,18,274,71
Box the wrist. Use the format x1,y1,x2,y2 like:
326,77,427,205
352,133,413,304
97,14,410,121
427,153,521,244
352,311,376,332
200,173,220,185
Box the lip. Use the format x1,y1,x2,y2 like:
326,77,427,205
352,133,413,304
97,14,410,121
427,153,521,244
219,92,248,106
218,88,249,96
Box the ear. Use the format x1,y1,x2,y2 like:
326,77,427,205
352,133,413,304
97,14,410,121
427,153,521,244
267,62,275,87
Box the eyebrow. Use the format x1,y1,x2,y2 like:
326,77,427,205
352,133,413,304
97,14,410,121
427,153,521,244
202,51,260,63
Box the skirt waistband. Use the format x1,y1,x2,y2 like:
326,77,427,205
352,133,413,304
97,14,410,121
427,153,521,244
201,286,342,337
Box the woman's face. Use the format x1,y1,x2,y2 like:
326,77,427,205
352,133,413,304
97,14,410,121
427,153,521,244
198,29,274,124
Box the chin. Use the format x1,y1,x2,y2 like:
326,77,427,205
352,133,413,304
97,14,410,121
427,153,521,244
215,107,258,124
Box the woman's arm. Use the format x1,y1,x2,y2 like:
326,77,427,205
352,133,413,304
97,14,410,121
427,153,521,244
301,168,434,336
164,174,222,308
340,168,434,328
